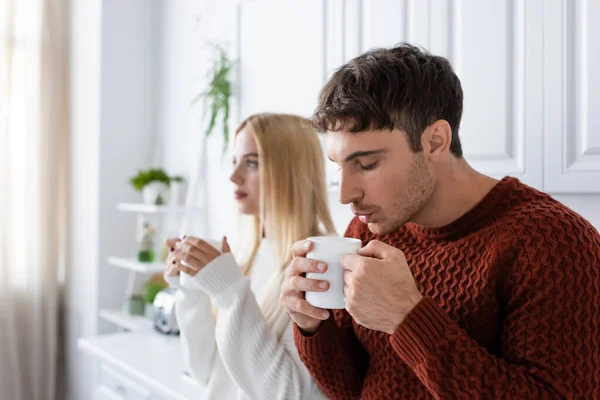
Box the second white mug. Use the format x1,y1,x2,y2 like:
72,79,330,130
179,238,222,289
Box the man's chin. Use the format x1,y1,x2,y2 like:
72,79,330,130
367,219,405,236
367,222,391,236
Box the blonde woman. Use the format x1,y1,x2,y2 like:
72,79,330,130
163,113,335,399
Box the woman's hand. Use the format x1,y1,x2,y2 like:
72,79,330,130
172,236,231,277
164,237,182,277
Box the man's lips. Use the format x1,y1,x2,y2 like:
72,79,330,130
355,213,373,223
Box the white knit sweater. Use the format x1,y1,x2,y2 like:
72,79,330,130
164,239,325,400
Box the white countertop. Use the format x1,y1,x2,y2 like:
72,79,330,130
78,332,203,400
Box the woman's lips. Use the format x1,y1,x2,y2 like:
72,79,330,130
234,190,248,200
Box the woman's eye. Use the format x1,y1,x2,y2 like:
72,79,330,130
247,159,258,168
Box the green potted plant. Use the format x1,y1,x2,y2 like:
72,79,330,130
129,168,173,205
191,43,234,153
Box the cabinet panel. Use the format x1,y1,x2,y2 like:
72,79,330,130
236,0,326,118
449,0,543,188
360,0,544,188
235,0,551,191
543,0,600,192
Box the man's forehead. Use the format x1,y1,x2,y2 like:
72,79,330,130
325,129,394,146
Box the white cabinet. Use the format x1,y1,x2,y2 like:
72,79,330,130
233,0,600,193
97,365,154,400
543,0,600,193
79,333,202,400
359,0,545,189
441,0,544,190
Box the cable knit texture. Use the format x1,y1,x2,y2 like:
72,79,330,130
294,177,600,399
168,239,326,400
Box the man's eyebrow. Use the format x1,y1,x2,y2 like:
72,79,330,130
328,149,387,163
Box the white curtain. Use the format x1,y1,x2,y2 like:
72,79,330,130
0,0,69,399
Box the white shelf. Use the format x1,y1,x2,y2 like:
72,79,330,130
117,202,203,214
99,310,155,334
107,257,165,273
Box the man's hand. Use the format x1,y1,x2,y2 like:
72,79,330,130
280,240,332,334
341,240,423,334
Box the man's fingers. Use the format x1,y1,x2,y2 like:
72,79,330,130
284,296,330,320
291,239,313,258
340,253,364,272
286,257,327,278
289,275,329,293
356,240,390,259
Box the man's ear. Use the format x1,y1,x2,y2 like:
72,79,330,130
421,120,452,160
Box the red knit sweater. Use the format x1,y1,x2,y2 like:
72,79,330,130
294,177,600,399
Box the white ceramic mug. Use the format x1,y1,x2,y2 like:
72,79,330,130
179,238,222,289
305,236,362,309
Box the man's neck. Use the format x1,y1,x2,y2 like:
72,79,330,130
412,160,499,228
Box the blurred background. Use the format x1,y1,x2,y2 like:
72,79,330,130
1,0,599,399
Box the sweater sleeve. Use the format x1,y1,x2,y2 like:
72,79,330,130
389,219,600,399
292,217,370,399
191,253,325,400
293,310,369,399
164,274,219,390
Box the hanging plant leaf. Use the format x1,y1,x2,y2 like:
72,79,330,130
191,43,234,154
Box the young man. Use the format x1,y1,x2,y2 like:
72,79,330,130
280,43,600,399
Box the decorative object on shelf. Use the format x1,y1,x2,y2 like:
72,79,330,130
144,273,168,304
142,181,170,205
152,288,179,335
137,220,156,263
169,175,186,206
127,294,146,316
191,43,233,154
129,168,184,205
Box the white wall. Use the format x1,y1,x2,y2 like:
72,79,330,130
155,1,354,244
97,0,160,332
68,1,160,399
154,0,340,246
155,1,600,237
68,0,102,398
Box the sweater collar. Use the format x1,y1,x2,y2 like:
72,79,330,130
403,176,520,241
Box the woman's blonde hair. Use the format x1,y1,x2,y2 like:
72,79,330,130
235,113,335,337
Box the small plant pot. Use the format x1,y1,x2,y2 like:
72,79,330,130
127,295,146,316
142,182,170,205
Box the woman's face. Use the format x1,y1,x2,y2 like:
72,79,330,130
230,128,260,215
